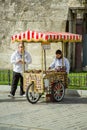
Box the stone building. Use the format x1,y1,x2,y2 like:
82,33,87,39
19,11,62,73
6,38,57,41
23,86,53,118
0,0,87,71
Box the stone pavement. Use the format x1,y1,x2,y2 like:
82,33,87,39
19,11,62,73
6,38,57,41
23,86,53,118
0,85,87,130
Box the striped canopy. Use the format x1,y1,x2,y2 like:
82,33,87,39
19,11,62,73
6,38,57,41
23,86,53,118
11,30,82,43
11,30,45,43
43,32,82,43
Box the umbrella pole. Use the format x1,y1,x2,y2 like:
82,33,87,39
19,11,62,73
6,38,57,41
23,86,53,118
62,41,64,66
41,44,44,72
44,49,46,73
41,44,44,92
22,42,25,73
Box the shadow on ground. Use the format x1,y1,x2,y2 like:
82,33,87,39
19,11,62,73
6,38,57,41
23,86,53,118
0,95,87,104
36,96,87,105
0,96,27,102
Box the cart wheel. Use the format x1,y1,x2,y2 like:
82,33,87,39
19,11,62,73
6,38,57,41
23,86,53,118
26,82,40,104
52,81,65,102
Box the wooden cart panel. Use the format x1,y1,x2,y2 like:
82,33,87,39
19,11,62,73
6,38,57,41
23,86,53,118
23,72,44,93
44,71,68,87
23,71,68,94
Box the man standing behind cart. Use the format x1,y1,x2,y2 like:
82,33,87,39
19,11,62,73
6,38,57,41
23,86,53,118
8,42,32,97
48,49,70,73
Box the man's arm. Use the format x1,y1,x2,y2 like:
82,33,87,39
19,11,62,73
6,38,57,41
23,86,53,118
65,58,70,73
11,53,17,64
11,52,23,64
49,58,56,69
25,52,32,64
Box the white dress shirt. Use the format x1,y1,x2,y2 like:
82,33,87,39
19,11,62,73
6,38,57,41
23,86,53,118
50,57,70,73
11,50,32,73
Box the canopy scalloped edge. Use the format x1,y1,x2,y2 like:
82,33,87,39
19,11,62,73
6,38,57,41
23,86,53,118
11,30,82,43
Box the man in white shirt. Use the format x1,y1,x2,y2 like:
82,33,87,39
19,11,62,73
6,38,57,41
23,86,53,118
8,42,32,97
49,49,70,73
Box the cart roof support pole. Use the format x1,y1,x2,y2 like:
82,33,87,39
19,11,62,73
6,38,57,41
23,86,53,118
41,44,44,72
62,41,64,66
22,41,25,73
44,49,46,73
41,44,44,92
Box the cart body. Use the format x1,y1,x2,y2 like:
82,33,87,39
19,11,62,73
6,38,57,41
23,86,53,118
24,70,68,92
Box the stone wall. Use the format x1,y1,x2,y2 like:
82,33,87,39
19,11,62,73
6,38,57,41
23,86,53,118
0,0,82,69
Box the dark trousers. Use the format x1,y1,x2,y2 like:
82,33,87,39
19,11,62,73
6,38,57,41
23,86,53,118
10,71,25,96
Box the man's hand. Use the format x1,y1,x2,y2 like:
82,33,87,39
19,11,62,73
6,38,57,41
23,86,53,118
17,59,26,64
48,67,51,70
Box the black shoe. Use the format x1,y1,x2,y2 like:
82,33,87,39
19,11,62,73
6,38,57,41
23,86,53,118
20,94,26,97
20,92,25,95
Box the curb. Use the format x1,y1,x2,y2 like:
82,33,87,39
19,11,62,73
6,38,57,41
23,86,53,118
65,89,87,97
0,124,49,130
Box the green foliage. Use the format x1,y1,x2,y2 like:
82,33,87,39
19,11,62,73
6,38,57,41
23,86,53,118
0,70,87,90
0,69,12,85
68,72,87,90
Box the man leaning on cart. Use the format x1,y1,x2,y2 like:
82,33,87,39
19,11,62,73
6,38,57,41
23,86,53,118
8,42,32,98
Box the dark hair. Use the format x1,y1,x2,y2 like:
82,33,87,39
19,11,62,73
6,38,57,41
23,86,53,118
55,49,62,55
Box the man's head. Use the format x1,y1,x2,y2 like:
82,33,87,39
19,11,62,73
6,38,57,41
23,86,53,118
55,49,62,59
18,42,25,53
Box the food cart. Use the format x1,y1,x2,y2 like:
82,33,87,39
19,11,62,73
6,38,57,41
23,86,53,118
11,30,82,103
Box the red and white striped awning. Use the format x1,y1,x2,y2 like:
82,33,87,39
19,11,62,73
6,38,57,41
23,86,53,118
43,32,82,43
11,30,46,43
11,30,82,43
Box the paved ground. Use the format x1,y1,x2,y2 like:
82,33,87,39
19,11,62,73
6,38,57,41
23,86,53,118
0,85,87,130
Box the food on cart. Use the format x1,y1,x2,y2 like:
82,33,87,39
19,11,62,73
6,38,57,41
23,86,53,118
26,69,42,73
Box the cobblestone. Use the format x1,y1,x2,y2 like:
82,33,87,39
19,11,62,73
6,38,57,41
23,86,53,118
0,85,87,130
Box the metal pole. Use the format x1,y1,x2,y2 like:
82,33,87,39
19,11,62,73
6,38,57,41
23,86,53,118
44,49,46,72
41,44,44,92
62,42,64,66
22,41,25,73
41,44,43,72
